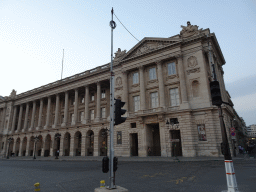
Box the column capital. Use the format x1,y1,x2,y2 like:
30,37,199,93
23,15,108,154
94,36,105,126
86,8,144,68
175,53,183,59
139,65,144,70
155,60,163,65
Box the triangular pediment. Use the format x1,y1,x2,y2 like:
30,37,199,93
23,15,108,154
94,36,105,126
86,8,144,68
120,37,181,61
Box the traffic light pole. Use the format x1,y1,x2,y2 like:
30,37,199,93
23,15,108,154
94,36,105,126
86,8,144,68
210,55,239,192
108,7,116,189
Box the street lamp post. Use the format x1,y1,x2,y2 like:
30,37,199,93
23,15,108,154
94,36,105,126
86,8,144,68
33,136,40,160
55,133,61,159
6,137,13,159
166,118,179,160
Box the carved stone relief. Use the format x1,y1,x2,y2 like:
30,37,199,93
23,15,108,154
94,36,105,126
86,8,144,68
116,77,122,86
187,67,200,75
187,56,198,68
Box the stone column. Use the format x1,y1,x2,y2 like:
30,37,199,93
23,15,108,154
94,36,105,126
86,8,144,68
122,71,129,113
93,133,99,156
62,92,69,127
11,106,17,133
18,141,22,156
83,86,89,124
53,94,60,128
16,105,23,132
29,101,36,131
70,136,75,156
157,61,165,108
159,119,167,157
25,139,30,156
36,99,44,130
139,66,146,110
44,97,51,129
177,56,190,109
95,82,101,122
81,135,86,156
59,137,64,156
72,89,78,125
22,103,29,132
0,108,6,131
13,140,17,156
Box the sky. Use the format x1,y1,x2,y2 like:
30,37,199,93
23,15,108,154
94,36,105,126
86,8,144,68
1,0,256,126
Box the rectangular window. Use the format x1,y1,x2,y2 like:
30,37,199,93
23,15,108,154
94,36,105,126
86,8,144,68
80,95,84,103
80,111,84,121
170,88,180,106
133,72,139,84
71,97,75,106
149,68,156,80
150,92,158,108
90,110,94,120
91,94,94,101
71,113,74,122
133,96,140,112
101,90,106,99
168,62,176,75
101,107,106,118
198,124,207,141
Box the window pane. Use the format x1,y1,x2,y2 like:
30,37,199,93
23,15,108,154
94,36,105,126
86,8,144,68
170,88,179,106
149,68,156,80
133,96,140,112
168,63,176,75
133,73,138,84
101,108,106,118
151,92,158,108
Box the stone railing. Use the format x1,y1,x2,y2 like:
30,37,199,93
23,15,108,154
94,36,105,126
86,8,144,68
16,63,110,98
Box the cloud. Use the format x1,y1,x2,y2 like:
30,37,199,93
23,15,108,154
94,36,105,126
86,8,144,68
232,92,256,112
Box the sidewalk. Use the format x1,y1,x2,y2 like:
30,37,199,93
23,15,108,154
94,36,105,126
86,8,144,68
1,154,253,162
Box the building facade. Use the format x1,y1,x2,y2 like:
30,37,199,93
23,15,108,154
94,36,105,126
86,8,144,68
0,22,244,158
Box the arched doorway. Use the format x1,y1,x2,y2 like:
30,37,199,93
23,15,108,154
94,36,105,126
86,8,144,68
53,133,61,156
21,137,27,156
44,134,51,157
36,135,43,156
74,131,82,156
86,130,94,156
99,129,108,156
8,139,14,157
15,138,21,156
29,136,35,156
63,132,71,156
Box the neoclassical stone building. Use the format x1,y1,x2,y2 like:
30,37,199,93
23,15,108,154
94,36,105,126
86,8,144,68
0,22,243,158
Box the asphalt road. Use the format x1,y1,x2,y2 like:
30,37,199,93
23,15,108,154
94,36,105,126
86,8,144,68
0,159,255,192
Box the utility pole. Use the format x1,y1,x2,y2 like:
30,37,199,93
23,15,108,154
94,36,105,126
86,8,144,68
208,36,240,192
108,7,116,189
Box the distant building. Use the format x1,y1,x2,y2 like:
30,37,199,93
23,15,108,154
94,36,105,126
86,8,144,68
247,124,256,138
0,22,246,158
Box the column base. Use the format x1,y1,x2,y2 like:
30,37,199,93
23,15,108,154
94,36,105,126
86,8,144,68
61,123,66,127
82,119,89,124
71,122,76,126
52,125,57,129
28,128,33,131
8,131,13,134
94,117,100,122
43,125,48,130
36,127,41,131
21,129,25,132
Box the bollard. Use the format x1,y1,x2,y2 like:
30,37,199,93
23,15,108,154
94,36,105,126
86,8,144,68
34,182,40,191
100,180,105,188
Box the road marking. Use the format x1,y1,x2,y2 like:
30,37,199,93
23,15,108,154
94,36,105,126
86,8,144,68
167,176,196,184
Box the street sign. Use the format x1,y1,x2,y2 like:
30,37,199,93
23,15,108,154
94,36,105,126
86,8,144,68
170,139,180,142
231,132,236,136
230,127,235,132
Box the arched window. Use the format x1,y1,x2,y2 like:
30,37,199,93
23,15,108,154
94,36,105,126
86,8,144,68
192,81,199,97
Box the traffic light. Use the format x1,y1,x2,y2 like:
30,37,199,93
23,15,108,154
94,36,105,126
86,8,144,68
114,99,127,125
113,156,118,172
102,156,109,173
210,81,222,106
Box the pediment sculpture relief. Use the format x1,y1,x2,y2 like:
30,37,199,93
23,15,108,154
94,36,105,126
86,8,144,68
10,89,16,98
180,21,202,38
114,48,126,61
187,56,198,68
128,41,174,59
